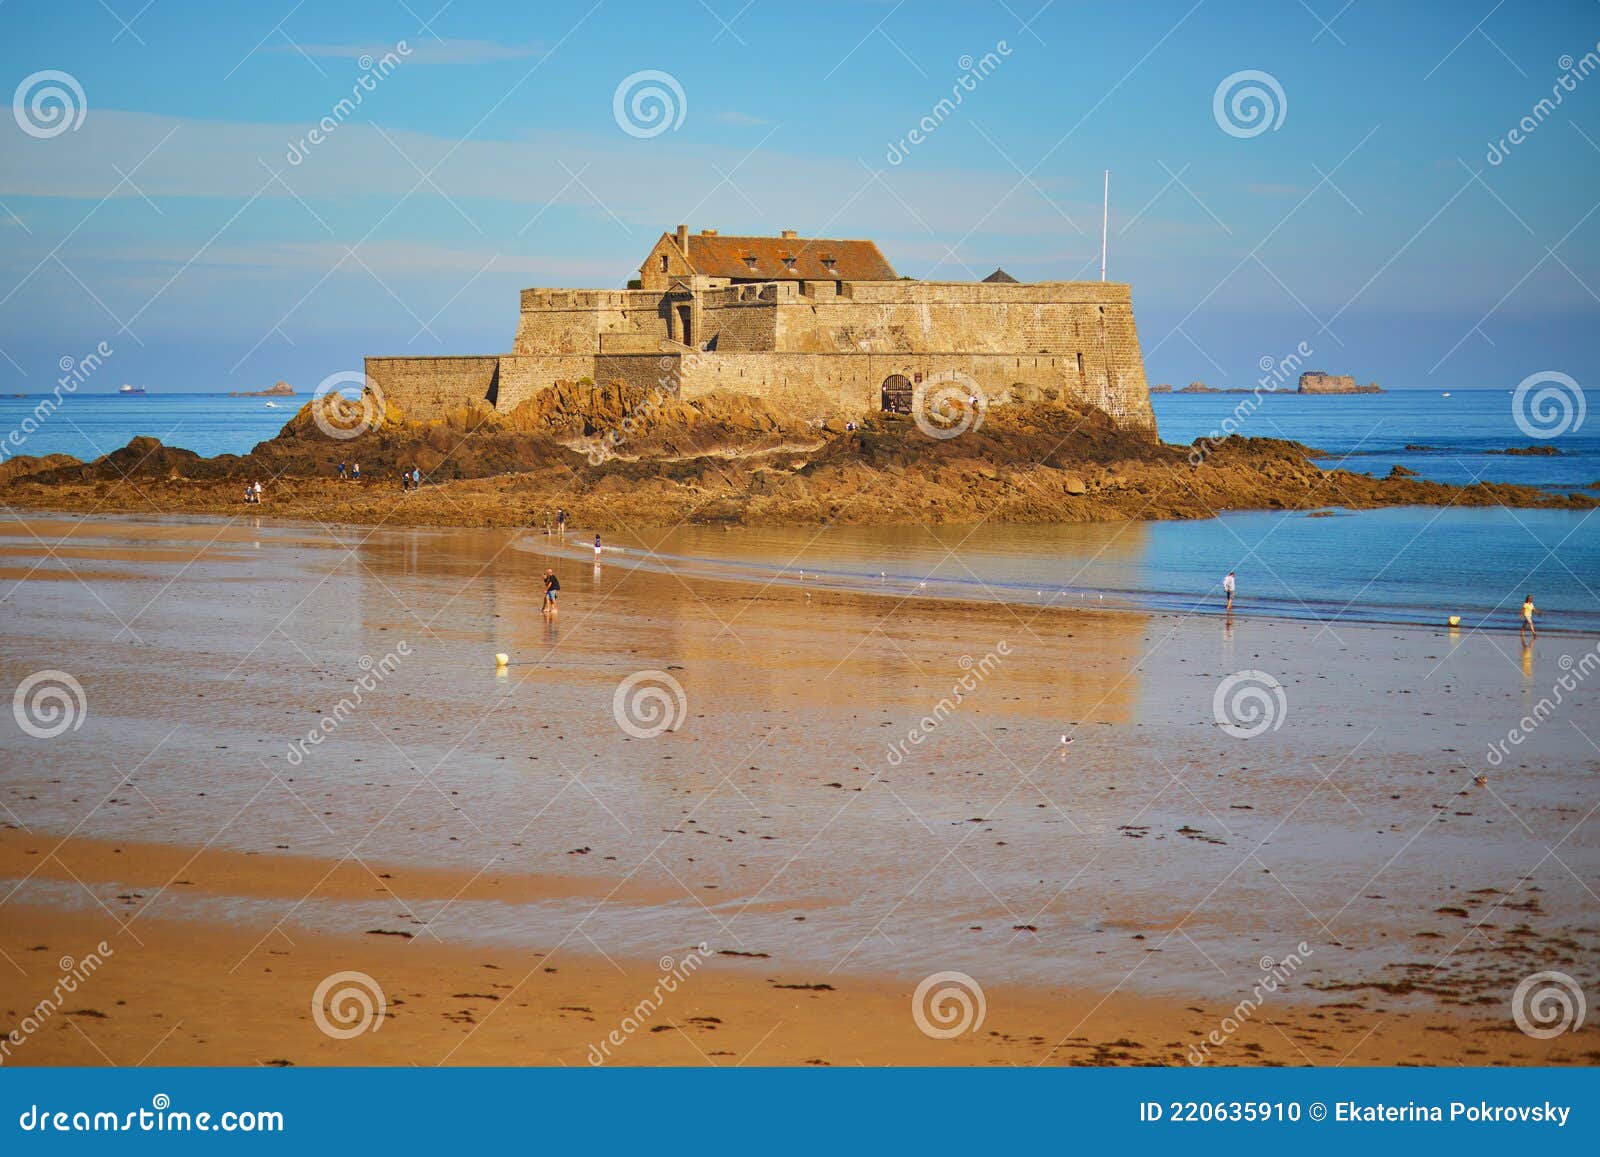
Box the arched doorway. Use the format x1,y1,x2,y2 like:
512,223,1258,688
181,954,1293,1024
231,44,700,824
880,373,912,414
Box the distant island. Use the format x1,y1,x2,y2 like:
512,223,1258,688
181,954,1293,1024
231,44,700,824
229,380,296,398
1298,371,1382,394
1151,373,1384,395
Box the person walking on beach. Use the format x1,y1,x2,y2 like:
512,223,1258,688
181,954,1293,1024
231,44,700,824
593,533,603,559
556,508,567,534
337,461,346,479
542,568,560,616
1223,570,1236,613
1521,594,1538,641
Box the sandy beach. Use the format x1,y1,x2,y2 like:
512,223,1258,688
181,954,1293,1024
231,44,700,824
2,512,1598,1066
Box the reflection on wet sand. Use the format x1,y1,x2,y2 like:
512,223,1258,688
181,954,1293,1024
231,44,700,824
2,513,1597,1021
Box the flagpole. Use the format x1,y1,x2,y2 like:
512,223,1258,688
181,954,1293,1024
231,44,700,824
1100,169,1109,282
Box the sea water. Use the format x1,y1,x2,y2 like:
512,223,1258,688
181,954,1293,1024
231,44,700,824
2,388,1595,633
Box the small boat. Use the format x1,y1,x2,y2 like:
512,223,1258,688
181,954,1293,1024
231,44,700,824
264,401,278,408
1441,392,1451,397
118,383,146,395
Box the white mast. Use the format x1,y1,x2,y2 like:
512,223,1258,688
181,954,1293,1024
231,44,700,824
1100,169,1109,282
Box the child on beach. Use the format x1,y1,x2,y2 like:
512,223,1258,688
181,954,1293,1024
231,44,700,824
593,533,603,559
542,569,560,615
1521,594,1537,641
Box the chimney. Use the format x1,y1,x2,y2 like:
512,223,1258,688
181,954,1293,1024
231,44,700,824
781,229,797,239
676,224,688,251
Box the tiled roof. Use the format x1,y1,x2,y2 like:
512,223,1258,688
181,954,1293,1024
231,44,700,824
982,268,1019,283
683,234,897,281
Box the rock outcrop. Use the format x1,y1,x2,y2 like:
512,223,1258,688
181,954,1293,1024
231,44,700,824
1298,372,1382,394
3,379,1592,529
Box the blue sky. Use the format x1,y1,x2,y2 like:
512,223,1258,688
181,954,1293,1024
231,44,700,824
1,0,1597,393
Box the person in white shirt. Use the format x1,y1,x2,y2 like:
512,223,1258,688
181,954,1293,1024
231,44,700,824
1223,570,1236,613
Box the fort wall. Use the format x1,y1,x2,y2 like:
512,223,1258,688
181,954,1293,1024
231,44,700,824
368,278,1154,429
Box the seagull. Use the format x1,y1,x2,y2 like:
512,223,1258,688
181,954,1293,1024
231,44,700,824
1473,773,1487,786
1061,735,1074,745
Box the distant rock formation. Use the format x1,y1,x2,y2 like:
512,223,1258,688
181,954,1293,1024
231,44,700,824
1149,383,1172,393
1179,382,1220,393
231,380,296,398
1298,371,1382,394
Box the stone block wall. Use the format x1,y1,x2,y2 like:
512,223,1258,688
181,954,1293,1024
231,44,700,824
364,356,500,420
369,279,1155,432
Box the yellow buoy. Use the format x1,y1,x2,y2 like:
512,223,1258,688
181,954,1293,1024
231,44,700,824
1447,616,1461,628
495,652,509,667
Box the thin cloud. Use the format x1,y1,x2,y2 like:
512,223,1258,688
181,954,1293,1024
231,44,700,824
712,111,775,126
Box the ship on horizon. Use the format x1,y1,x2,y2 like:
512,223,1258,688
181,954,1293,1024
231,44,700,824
118,383,146,395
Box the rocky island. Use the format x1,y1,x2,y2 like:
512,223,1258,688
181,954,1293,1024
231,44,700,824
0,379,1590,528
228,380,297,398
1298,370,1383,394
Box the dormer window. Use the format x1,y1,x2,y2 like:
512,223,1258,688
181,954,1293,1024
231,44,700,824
783,253,798,272
743,255,758,270
821,257,836,272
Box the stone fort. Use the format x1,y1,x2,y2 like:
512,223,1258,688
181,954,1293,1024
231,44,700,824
365,226,1155,430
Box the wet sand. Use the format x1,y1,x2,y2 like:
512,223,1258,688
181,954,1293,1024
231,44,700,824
2,513,1598,1065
